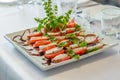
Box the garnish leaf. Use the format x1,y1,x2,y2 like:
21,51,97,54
49,36,55,41
67,49,74,57
36,24,43,31
43,33,48,37
57,42,66,47
34,18,41,23
79,41,87,47
67,49,80,60
71,38,80,44
87,47,100,53
66,33,76,38
73,54,80,60
75,24,81,31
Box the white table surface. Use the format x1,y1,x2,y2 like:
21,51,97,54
0,1,120,80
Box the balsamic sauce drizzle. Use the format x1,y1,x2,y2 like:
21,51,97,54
12,29,106,65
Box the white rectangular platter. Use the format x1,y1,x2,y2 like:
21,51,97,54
5,28,118,71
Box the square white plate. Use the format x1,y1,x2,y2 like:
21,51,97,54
5,27,118,70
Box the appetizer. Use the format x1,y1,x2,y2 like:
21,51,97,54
12,0,106,65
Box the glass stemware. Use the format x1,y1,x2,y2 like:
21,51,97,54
100,8,120,54
60,0,78,18
77,11,95,33
101,8,120,38
17,0,34,10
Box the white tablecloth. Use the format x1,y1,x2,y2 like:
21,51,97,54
0,1,120,80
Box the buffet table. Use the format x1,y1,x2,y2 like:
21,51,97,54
0,1,120,80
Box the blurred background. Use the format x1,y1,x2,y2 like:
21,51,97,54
1,0,120,6
93,0,120,7
0,0,120,80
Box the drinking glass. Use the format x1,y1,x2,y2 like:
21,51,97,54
101,8,120,54
101,8,120,38
60,0,78,17
17,0,37,10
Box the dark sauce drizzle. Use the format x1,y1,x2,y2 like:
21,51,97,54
12,29,106,66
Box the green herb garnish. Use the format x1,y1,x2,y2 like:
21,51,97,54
73,54,80,60
67,49,75,56
87,47,100,53
79,41,87,47
43,33,49,37
57,42,66,47
65,33,76,38
75,24,81,31
49,35,56,42
35,0,72,32
71,38,80,44
67,49,80,60
65,33,80,44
